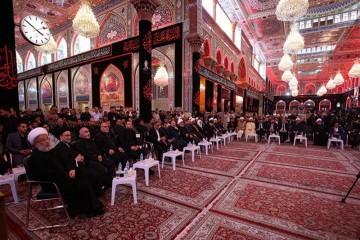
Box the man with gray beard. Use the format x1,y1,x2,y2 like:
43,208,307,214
27,127,105,218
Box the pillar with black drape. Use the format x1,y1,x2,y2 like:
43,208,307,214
205,80,214,112
131,0,158,122
217,85,222,112
0,0,18,108
230,90,234,111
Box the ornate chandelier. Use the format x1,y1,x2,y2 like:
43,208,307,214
282,70,293,82
288,76,298,87
35,35,57,54
73,0,100,38
276,0,309,21
333,70,344,85
317,85,327,96
278,54,293,71
283,25,304,54
326,77,336,90
291,89,299,97
154,65,169,87
349,58,360,78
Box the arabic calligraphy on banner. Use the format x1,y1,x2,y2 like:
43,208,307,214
199,66,236,90
0,45,17,89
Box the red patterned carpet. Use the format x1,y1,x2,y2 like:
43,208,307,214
257,152,358,174
244,162,360,198
170,155,248,176
211,148,259,160
212,179,360,240
268,145,348,160
182,212,305,240
137,166,232,209
3,140,360,239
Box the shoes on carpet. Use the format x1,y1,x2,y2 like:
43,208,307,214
87,207,105,218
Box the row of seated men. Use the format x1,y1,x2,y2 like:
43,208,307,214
235,116,351,146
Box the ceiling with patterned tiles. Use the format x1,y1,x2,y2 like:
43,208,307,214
219,0,360,85
12,0,360,87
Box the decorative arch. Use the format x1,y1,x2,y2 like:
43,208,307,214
133,3,173,35
25,51,36,70
40,74,53,110
56,37,68,60
97,12,126,47
277,85,286,96
237,57,246,84
304,99,315,112
38,52,52,66
319,99,331,111
336,86,343,93
305,84,316,95
203,38,211,57
276,100,286,114
27,78,38,110
289,100,300,111
100,64,125,108
230,61,234,73
133,49,174,111
56,71,69,108
72,34,91,55
72,65,92,110
224,56,229,70
216,49,222,64
346,96,352,109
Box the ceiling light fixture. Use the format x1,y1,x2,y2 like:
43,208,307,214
154,65,169,87
333,70,344,85
283,25,304,54
73,0,100,38
278,53,293,71
326,77,336,90
282,70,293,82
276,0,309,21
349,58,360,78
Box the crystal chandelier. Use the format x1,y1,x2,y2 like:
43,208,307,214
291,89,299,97
333,70,344,85
288,76,298,87
276,0,309,21
326,77,336,90
73,0,100,38
317,85,327,96
35,35,57,54
349,58,360,78
282,70,293,82
154,65,169,87
278,54,293,71
283,25,304,54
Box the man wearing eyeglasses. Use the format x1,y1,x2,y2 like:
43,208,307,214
27,127,105,218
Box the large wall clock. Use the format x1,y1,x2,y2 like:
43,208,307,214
20,15,51,46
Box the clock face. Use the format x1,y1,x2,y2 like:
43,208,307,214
20,15,51,46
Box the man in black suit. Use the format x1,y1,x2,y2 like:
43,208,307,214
53,129,105,196
118,120,147,162
94,122,129,170
266,119,279,139
74,127,114,187
27,127,105,218
6,121,32,167
148,121,168,160
278,117,290,143
256,118,267,142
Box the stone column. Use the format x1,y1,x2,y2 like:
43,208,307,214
0,0,18,108
186,33,203,114
131,0,158,122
